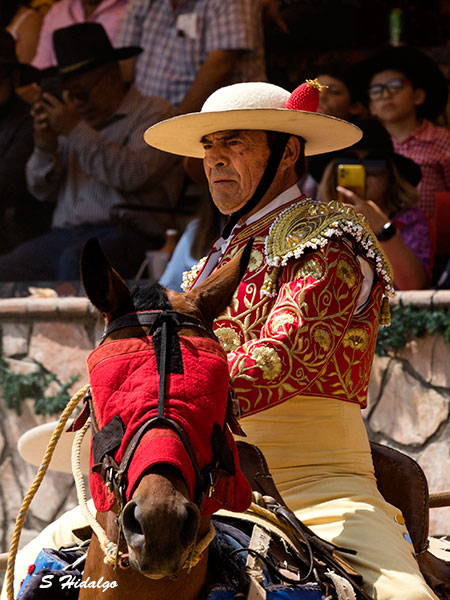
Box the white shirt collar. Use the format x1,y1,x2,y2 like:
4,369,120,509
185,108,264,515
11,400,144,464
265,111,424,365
244,183,302,226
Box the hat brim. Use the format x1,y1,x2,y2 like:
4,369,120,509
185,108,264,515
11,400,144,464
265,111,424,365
18,420,91,474
144,108,362,158
59,46,142,78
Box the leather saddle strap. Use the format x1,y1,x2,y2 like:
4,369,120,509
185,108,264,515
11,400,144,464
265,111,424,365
274,504,372,600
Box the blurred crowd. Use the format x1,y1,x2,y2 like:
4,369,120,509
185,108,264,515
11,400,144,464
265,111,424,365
0,0,449,291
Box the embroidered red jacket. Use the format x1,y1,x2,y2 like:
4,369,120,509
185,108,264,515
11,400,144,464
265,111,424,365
186,196,393,417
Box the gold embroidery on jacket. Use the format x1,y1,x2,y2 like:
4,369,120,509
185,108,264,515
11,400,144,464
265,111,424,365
251,346,282,380
265,199,394,311
215,327,241,352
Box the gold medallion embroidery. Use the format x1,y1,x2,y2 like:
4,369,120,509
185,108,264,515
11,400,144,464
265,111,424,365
251,346,282,380
270,313,295,331
248,249,263,272
215,327,241,352
314,328,331,351
337,259,356,288
343,328,369,351
296,257,324,280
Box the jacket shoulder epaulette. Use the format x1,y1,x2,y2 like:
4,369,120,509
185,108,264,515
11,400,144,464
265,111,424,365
265,198,394,298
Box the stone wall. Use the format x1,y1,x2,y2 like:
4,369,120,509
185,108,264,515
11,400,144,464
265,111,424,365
363,290,450,536
0,292,448,568
0,297,98,565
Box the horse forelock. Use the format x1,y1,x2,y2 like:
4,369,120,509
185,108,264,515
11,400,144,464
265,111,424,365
127,282,172,313
129,282,172,311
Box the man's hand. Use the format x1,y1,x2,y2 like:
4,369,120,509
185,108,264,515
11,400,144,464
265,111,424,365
31,99,58,153
40,90,81,136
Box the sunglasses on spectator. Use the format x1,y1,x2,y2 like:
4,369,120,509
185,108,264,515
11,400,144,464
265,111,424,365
368,77,404,101
64,69,109,102
335,157,389,177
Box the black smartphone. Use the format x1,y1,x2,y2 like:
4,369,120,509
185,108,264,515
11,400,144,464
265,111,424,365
40,68,65,103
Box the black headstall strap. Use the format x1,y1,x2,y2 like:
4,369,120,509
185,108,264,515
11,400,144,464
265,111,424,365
92,310,235,512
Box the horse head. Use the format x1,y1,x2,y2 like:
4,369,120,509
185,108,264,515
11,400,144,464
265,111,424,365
80,239,252,581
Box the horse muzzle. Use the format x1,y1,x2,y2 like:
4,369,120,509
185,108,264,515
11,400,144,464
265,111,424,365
121,489,201,577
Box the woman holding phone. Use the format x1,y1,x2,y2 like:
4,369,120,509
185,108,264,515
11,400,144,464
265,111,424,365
315,119,430,290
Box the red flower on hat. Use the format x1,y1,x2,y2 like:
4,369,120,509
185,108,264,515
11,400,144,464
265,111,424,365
286,79,326,112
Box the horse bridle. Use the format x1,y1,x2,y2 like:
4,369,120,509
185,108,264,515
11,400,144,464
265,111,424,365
86,310,242,518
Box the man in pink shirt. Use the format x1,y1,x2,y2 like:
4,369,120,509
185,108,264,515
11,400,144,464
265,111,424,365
32,0,128,69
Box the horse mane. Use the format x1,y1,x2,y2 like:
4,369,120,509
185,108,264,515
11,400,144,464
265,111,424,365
126,282,172,313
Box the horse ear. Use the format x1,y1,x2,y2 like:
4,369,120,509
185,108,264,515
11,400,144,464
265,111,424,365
80,238,130,317
187,238,253,325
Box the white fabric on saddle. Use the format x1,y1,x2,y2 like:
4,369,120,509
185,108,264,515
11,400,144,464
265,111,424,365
428,536,450,563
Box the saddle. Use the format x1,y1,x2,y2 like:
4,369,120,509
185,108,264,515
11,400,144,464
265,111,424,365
237,440,450,600
370,442,450,599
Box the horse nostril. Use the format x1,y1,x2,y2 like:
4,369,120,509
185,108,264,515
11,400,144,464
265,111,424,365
122,500,144,537
179,502,200,548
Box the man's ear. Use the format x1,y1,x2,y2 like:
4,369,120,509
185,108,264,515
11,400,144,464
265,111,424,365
282,135,301,168
414,88,426,108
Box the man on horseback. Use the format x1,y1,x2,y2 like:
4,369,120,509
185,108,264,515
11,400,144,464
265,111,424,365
143,80,437,599
5,81,443,600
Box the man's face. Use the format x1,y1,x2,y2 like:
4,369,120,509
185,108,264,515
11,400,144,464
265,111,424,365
368,69,424,124
63,64,115,128
202,130,270,215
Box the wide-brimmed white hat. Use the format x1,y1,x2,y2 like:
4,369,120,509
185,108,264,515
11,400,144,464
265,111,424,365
18,420,91,474
144,81,362,158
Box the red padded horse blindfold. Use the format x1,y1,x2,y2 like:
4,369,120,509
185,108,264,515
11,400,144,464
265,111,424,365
87,335,251,515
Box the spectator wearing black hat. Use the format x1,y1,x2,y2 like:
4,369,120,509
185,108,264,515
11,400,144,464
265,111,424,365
361,46,450,220
0,22,183,282
316,119,430,290
0,30,52,254
32,0,128,70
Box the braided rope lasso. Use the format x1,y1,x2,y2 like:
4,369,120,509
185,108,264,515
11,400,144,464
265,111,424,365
6,384,90,600
71,418,119,566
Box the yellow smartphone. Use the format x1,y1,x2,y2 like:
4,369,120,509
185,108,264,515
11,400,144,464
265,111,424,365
336,163,366,199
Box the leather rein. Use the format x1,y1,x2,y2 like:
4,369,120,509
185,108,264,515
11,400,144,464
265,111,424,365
87,310,240,518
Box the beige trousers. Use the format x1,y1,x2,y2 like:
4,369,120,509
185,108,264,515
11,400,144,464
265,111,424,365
241,395,437,600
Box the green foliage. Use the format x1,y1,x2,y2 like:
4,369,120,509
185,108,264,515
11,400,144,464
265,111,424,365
376,304,450,356
0,356,79,415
